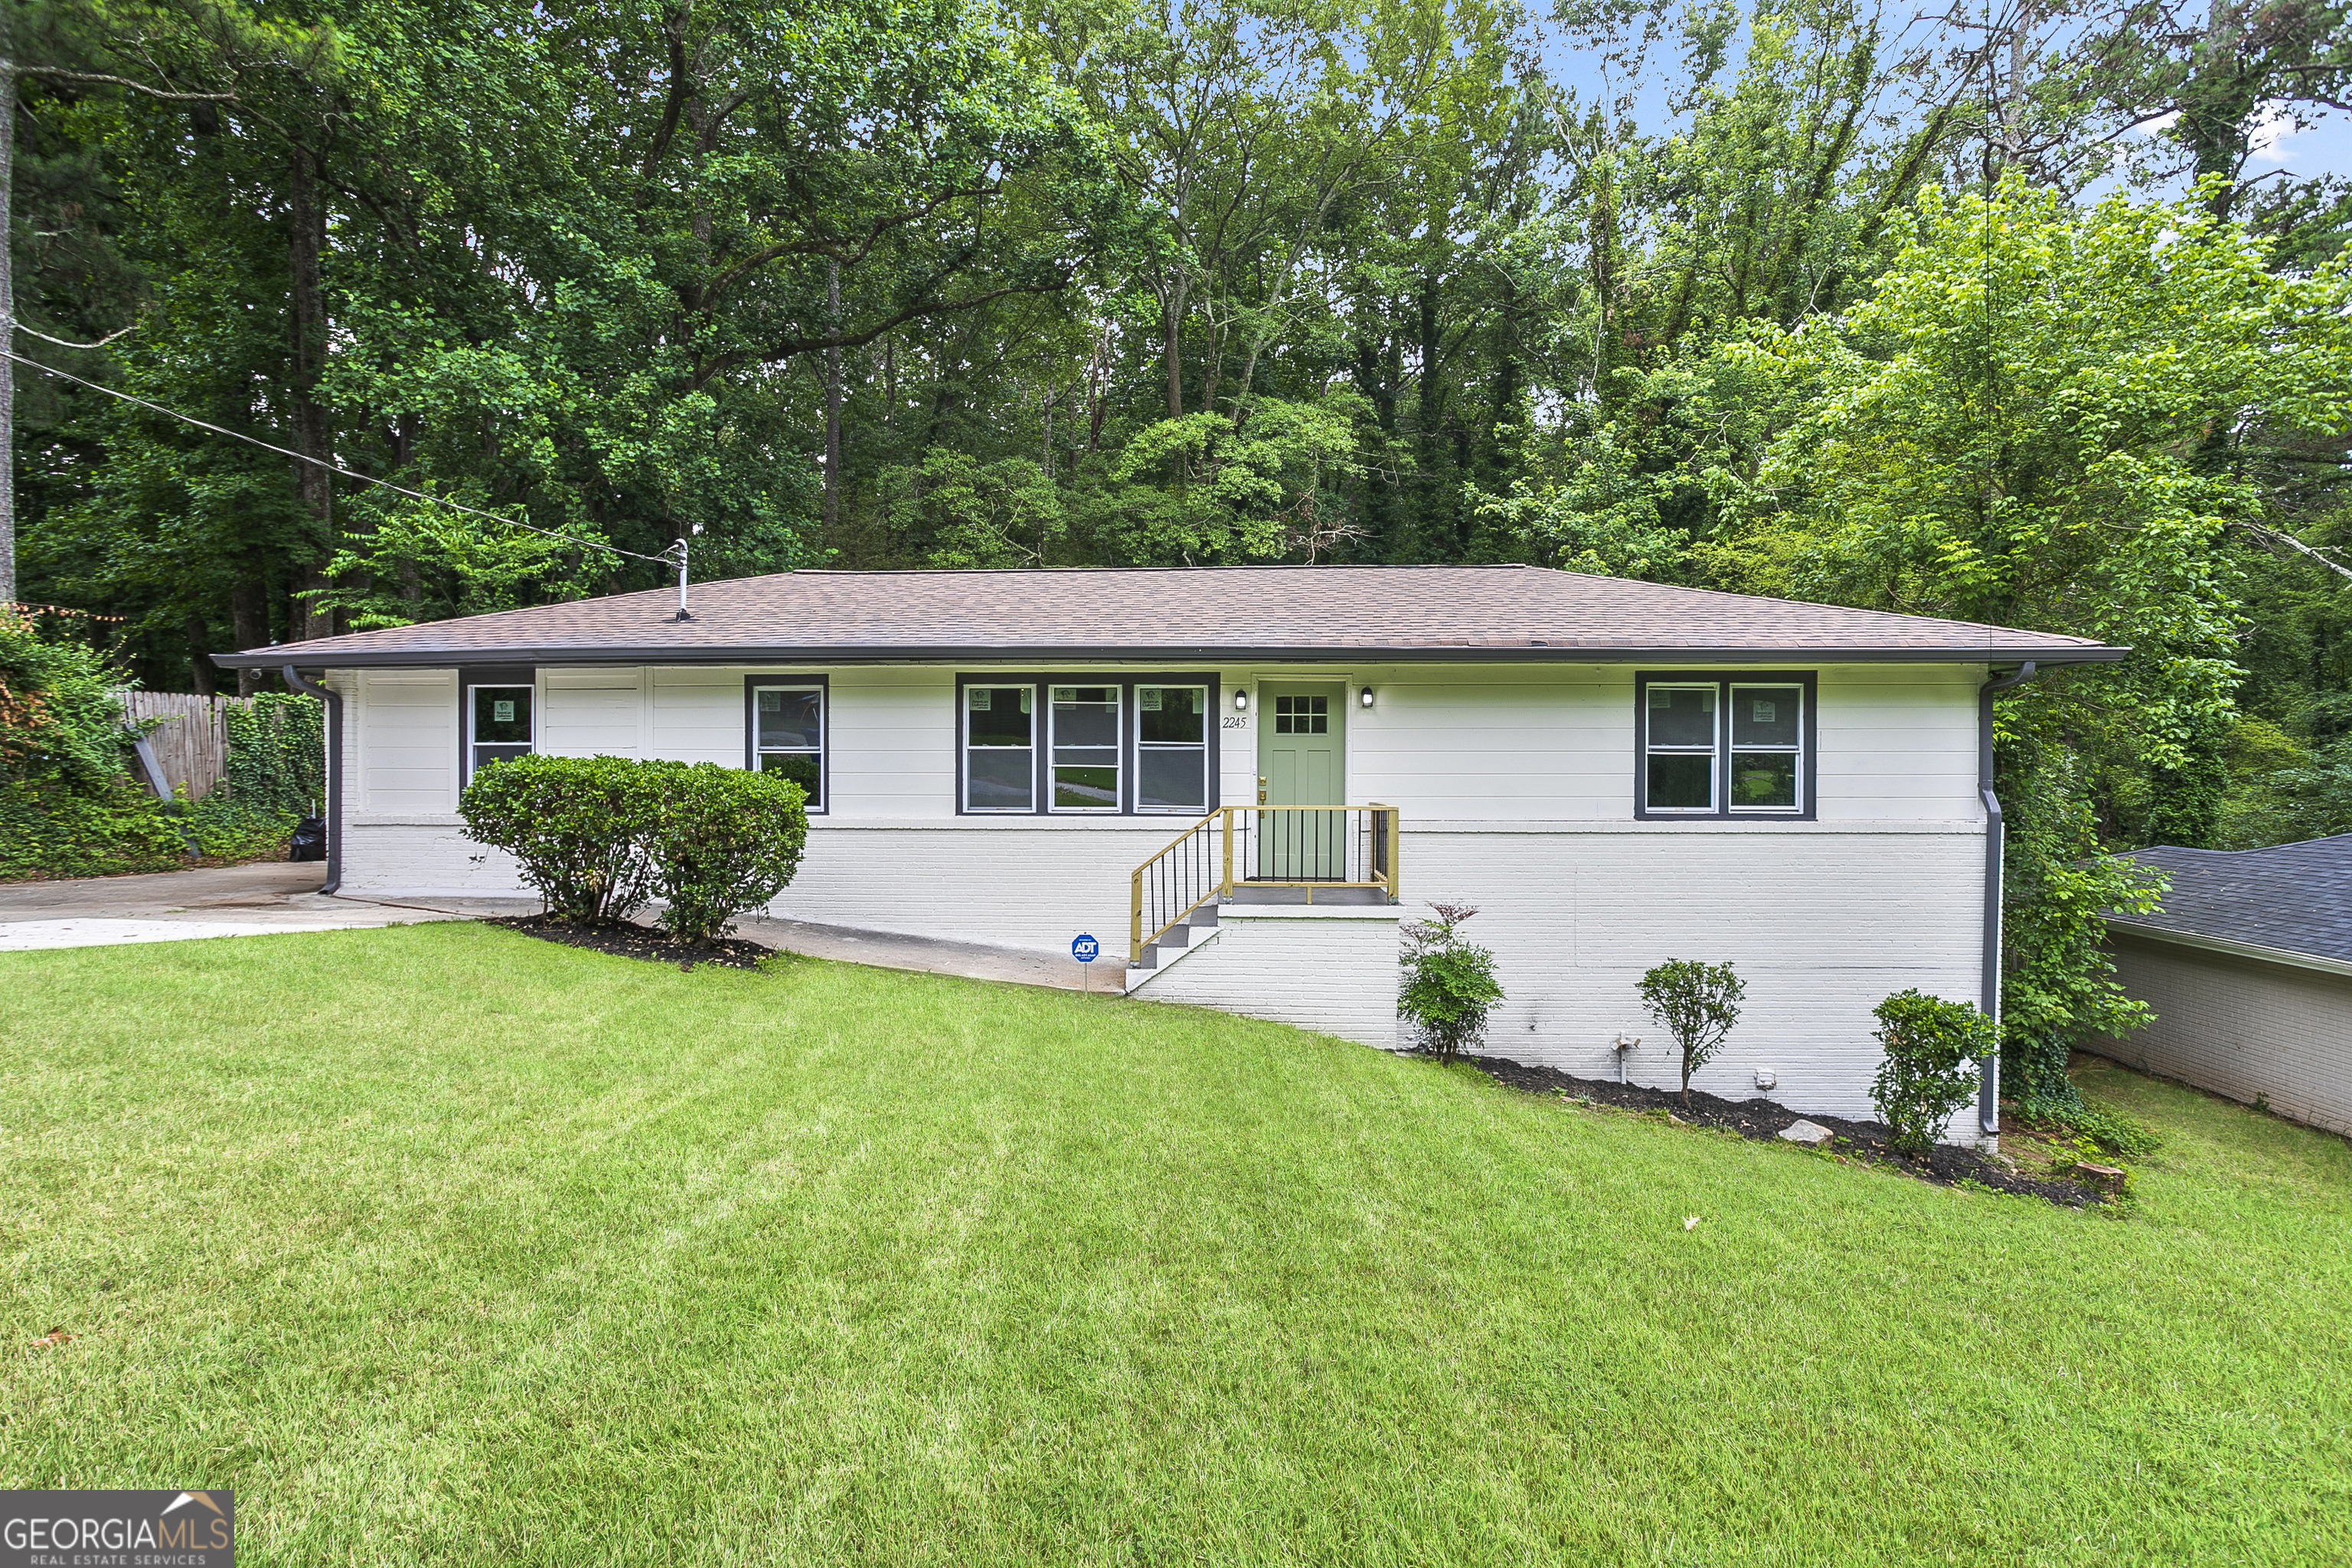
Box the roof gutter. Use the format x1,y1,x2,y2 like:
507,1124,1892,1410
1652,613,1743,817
1976,661,2040,1136
279,665,343,895
212,643,2133,671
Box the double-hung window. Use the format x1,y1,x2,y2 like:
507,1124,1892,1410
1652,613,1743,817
1135,684,1209,812
1636,671,1814,818
965,684,1037,812
1050,686,1122,810
463,674,534,781
749,682,826,810
957,674,1220,815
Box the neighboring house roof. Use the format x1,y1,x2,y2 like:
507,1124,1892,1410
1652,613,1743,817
2105,835,2352,974
215,563,2128,671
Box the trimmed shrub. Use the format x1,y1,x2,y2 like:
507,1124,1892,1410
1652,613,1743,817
1869,990,1999,1157
645,763,809,944
458,754,660,923
1637,959,1746,1107
1397,903,1504,1065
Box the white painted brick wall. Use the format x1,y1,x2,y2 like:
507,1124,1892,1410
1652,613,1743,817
322,659,1994,1129
1134,908,1405,1047
2092,932,2352,1136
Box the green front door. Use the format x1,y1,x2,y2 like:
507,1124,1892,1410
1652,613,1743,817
1256,682,1346,879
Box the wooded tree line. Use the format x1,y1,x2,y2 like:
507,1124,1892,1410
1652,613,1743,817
6,0,2352,1090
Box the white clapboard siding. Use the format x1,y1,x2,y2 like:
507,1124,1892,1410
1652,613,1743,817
540,667,643,757
828,668,958,819
357,669,457,813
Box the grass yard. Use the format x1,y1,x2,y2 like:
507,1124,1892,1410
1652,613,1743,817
3,924,2348,1566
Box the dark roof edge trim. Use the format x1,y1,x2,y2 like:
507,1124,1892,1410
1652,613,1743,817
220,643,2129,671
2103,918,2352,980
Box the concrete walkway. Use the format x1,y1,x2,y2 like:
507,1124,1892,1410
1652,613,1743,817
0,863,465,952
2,864,1122,991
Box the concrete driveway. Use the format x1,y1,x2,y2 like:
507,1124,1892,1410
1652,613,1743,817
0,863,469,951
0,863,1118,990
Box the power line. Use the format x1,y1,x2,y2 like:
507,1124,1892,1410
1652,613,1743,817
2,348,676,567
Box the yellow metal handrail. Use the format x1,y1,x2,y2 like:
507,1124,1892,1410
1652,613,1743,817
1129,804,1402,963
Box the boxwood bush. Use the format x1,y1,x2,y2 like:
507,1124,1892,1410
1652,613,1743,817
458,754,809,941
458,754,662,924
645,762,808,945
1869,990,1999,1157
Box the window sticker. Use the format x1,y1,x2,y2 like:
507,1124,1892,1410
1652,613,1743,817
1054,687,1076,701
761,691,781,712
1752,700,1775,724
493,700,514,723
1650,688,1671,708
1140,688,1162,710
969,688,988,711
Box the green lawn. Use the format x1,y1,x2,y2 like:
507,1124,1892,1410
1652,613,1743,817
2,925,2347,1566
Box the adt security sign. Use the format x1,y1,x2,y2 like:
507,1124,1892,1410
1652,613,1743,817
1071,933,1099,964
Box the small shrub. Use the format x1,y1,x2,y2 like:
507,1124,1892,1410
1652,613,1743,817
1636,959,1745,1107
645,763,809,945
1397,902,1504,1065
458,754,660,924
2021,1096,2161,1160
1869,990,1998,1158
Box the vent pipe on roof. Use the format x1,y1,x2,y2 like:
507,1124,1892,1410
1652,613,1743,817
668,524,703,622
1977,661,2039,1138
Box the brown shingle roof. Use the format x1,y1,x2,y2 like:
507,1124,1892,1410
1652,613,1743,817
216,564,2125,669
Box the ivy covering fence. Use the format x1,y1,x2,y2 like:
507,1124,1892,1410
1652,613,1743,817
1,611,324,880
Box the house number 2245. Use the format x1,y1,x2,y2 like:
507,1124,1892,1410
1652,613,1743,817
1222,716,1249,729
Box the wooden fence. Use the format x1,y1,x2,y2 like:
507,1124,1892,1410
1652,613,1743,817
113,690,242,800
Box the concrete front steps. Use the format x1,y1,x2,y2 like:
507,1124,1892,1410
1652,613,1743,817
1125,889,1402,1048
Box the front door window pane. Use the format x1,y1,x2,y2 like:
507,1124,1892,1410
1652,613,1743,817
752,685,824,809
1274,694,1328,734
1051,685,1120,810
965,685,1034,811
1137,684,1208,812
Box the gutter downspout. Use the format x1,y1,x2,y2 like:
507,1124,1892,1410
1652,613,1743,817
280,665,343,895
1977,661,2038,1137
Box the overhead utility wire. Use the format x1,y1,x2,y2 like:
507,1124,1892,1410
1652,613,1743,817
2,348,677,567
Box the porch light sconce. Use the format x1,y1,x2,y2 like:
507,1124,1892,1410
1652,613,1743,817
1359,687,1375,709
1233,688,1250,712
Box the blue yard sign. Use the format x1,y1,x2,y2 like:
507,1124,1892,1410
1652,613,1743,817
1071,933,1099,964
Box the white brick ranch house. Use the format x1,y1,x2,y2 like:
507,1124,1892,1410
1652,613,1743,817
219,565,2121,1142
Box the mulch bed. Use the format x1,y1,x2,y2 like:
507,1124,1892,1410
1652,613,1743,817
1465,1054,2102,1207
487,914,779,972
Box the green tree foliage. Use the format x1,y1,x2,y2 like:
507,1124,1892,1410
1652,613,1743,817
0,609,187,878
1635,958,1744,1106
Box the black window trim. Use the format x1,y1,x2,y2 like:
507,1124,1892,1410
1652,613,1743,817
952,671,1222,816
742,673,831,815
1633,669,1818,822
458,664,537,786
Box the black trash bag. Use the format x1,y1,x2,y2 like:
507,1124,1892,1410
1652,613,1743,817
289,815,328,862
